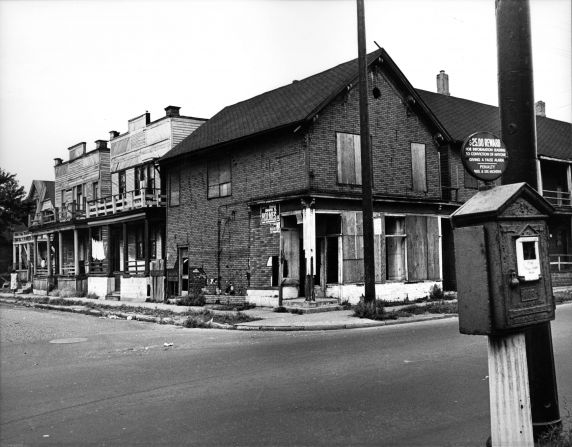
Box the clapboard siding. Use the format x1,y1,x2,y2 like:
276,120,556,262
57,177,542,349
172,117,205,146
55,148,110,208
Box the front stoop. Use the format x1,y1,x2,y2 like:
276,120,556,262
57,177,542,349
105,292,121,301
282,298,342,314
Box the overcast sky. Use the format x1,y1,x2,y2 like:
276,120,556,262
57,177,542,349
1,0,570,192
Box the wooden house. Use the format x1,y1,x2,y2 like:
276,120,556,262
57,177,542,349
21,106,206,299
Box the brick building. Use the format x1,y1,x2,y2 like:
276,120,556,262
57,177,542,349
419,86,572,288
160,48,470,305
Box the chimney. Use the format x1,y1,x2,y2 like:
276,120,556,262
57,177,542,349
54,158,63,166
165,105,181,117
95,139,108,150
68,142,86,161
535,100,546,117
436,70,450,96
109,130,120,140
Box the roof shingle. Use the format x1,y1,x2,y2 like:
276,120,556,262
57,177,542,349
417,89,571,161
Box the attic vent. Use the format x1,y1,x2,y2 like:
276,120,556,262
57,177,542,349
372,87,381,99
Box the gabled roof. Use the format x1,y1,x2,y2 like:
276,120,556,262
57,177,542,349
26,180,55,203
418,89,572,162
162,49,389,162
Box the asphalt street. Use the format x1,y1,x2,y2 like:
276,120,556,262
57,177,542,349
1,302,571,447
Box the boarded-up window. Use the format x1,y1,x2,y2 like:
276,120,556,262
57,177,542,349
406,215,440,281
208,157,231,198
411,143,427,192
386,216,406,281
169,170,180,206
342,211,364,283
337,133,362,185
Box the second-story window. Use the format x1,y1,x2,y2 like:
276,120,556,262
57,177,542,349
208,157,231,198
92,181,99,200
119,170,126,196
336,132,362,185
75,184,85,210
411,142,427,192
169,170,180,206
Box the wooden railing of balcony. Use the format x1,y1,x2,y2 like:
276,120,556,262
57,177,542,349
543,189,572,208
549,254,572,272
87,188,165,218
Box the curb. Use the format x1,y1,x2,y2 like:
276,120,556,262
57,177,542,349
233,314,456,332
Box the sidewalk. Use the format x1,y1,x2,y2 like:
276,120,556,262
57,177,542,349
0,292,456,331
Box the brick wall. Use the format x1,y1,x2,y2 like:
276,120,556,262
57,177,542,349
308,64,441,199
166,131,307,293
165,63,451,294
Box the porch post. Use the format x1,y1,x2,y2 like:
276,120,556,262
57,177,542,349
18,243,23,270
302,200,316,301
87,227,92,275
144,219,150,276
123,223,128,273
33,235,38,275
12,242,17,271
73,229,80,276
567,165,572,206
58,231,64,275
46,234,52,277
107,225,114,276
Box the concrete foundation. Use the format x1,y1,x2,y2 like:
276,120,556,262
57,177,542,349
87,276,114,299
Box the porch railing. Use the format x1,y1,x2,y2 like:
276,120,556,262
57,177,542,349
87,188,166,218
543,189,572,208
128,260,146,274
549,254,572,272
14,231,33,244
30,203,85,227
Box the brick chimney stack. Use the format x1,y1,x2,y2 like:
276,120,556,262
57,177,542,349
165,105,181,118
95,140,108,150
109,130,120,140
535,100,546,117
436,70,450,96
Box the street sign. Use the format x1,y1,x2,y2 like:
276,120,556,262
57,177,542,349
461,132,508,182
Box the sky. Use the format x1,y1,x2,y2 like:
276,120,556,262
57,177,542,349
0,0,570,193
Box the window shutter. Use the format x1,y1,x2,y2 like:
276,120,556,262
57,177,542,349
337,133,362,185
411,143,427,192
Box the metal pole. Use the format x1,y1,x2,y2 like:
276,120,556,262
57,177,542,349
356,0,376,306
496,0,560,439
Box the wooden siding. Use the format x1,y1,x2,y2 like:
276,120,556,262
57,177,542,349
55,149,110,208
172,117,205,146
406,215,440,281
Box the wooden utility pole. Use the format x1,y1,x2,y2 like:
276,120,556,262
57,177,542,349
496,0,561,439
356,0,376,307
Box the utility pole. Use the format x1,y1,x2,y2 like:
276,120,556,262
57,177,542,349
356,0,376,308
496,0,561,439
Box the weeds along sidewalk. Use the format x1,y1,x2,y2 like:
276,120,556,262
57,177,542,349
0,293,257,329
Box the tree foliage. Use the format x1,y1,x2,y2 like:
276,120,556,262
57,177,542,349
0,168,29,231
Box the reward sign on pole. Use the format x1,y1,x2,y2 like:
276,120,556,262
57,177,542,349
461,132,508,182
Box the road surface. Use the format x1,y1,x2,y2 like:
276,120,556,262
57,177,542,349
1,302,571,446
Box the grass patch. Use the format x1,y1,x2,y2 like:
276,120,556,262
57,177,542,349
209,303,255,312
537,402,572,447
353,299,457,321
182,309,257,327
177,294,206,307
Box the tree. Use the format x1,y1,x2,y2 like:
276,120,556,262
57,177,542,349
0,168,29,230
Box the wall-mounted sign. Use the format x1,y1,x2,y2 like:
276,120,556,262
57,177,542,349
261,204,279,224
461,132,508,182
